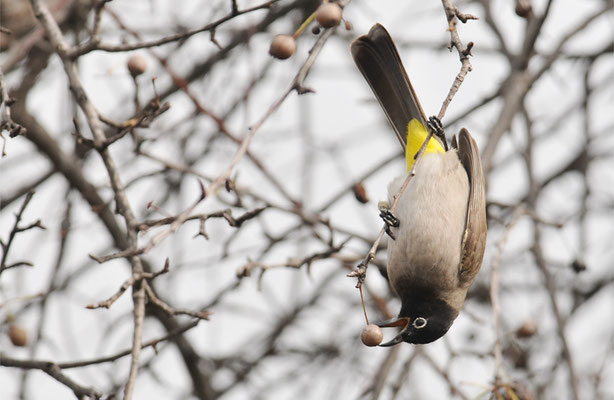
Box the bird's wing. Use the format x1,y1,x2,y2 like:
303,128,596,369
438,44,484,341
350,24,428,149
457,128,487,286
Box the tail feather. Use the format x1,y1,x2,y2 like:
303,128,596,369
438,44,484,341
351,24,428,149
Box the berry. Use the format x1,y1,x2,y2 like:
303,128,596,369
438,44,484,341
316,3,342,28
353,182,369,204
269,35,296,60
361,324,383,346
515,319,538,338
9,324,28,347
127,54,147,77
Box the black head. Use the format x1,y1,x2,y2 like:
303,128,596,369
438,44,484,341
378,293,459,345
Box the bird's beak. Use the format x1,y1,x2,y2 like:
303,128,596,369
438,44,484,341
376,316,410,347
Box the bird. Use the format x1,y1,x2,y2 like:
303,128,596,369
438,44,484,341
351,24,487,345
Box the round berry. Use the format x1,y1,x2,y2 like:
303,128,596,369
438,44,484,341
515,319,538,338
127,54,147,77
9,324,28,347
353,182,369,204
316,3,342,28
361,324,383,347
269,34,296,60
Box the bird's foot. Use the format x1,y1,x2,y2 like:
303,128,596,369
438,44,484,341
378,202,399,240
427,116,448,151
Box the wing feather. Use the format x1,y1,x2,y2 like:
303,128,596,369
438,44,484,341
457,128,487,286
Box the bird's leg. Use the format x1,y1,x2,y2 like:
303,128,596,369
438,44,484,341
378,201,399,240
427,116,448,151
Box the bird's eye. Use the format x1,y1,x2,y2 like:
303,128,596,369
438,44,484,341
413,317,427,329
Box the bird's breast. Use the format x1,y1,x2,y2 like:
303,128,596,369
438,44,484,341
386,150,470,294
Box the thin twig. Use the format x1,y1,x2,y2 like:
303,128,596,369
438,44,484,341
490,205,526,382
60,320,200,369
522,91,580,400
421,349,470,399
437,0,477,119
144,281,213,320
70,1,281,56
0,69,27,146
360,345,401,398
390,348,421,400
0,191,44,274
0,354,102,399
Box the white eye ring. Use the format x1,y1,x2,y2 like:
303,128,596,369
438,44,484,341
413,317,427,329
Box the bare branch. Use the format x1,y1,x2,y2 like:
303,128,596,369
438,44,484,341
0,354,102,399
1,191,44,274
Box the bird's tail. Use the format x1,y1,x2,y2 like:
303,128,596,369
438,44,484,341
351,24,445,169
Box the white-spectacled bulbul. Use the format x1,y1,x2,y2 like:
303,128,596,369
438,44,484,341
351,24,487,345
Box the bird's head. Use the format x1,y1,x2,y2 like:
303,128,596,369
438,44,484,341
377,296,459,345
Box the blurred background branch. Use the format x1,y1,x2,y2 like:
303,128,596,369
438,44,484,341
1,0,612,399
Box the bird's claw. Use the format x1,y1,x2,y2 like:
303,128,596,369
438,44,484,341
427,116,448,151
379,209,400,227
379,209,399,240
